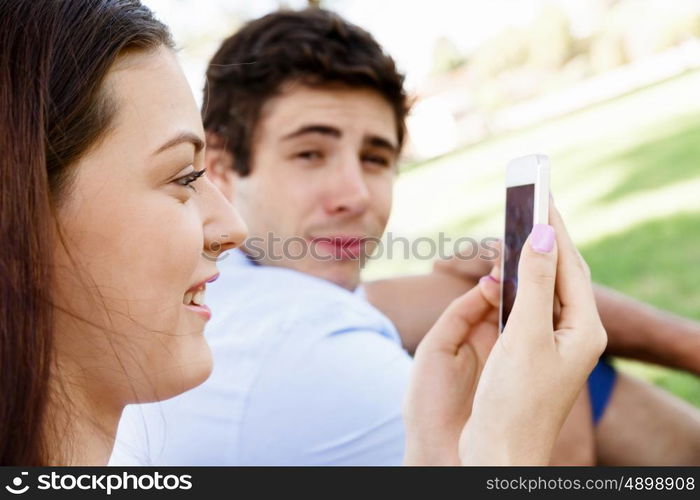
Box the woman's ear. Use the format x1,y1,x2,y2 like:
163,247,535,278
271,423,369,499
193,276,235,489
204,131,237,202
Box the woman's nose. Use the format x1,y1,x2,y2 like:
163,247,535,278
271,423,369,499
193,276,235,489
200,176,248,259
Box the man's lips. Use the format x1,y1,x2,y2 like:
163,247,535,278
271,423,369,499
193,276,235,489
309,236,366,260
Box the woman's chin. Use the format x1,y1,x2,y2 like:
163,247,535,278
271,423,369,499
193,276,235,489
186,347,214,391
172,341,214,396
139,340,213,403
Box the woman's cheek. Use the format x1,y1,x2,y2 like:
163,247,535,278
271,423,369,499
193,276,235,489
176,202,206,273
148,200,203,287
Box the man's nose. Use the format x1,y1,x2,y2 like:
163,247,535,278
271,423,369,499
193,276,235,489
323,156,370,216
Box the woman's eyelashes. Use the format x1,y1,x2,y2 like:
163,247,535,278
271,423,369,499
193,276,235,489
173,168,206,191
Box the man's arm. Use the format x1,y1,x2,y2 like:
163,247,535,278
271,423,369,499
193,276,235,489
366,257,700,373
593,284,700,376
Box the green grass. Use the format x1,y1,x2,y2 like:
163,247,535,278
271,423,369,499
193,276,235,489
365,68,700,407
596,120,700,204
580,213,700,408
581,213,700,319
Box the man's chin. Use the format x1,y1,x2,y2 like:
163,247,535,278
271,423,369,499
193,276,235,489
260,256,362,291
301,259,361,291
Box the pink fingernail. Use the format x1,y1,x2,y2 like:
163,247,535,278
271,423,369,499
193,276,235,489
530,224,555,253
479,274,500,285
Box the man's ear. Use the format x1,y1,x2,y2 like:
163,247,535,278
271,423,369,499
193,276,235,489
204,131,237,202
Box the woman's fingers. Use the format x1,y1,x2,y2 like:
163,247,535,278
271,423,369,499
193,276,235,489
548,203,607,359
505,223,558,339
478,272,500,309
548,204,599,330
420,239,501,354
477,245,502,309
420,285,494,353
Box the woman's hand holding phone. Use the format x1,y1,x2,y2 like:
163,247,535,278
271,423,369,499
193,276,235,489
403,204,607,465
460,204,607,464
402,258,500,465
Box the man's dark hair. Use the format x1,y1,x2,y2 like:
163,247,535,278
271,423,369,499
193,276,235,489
202,8,409,176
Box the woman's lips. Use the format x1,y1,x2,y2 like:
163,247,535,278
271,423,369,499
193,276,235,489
184,303,211,321
186,272,220,293
182,272,218,321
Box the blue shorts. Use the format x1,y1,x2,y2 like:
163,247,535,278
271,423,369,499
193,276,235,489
586,358,617,425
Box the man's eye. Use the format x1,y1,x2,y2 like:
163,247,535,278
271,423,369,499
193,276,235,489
174,169,206,191
297,151,322,161
363,154,390,167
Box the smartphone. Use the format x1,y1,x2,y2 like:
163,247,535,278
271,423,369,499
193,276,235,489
499,154,550,332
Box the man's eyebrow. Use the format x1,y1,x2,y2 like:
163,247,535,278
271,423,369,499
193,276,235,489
153,131,205,155
364,135,398,153
281,124,341,141
281,125,398,152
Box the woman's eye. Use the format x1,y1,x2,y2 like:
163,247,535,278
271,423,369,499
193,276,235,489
174,168,206,191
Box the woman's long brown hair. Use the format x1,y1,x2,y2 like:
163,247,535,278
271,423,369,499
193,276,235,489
0,0,173,465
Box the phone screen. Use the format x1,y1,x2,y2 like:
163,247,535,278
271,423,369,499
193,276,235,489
501,183,535,332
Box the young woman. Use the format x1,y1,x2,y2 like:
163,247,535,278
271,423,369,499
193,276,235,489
0,0,605,465
1,0,246,465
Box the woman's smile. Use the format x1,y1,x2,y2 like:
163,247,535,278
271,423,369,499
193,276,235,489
183,272,219,321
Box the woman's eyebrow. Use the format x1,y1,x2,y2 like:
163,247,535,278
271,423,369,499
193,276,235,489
153,131,205,156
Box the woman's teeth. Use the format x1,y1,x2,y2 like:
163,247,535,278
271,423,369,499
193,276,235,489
183,289,205,306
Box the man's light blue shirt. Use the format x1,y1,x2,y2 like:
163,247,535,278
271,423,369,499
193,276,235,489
110,249,412,465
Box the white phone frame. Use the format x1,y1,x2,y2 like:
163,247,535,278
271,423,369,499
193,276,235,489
499,154,550,332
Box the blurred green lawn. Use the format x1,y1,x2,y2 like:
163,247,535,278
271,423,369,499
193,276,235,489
365,69,700,407
583,214,700,407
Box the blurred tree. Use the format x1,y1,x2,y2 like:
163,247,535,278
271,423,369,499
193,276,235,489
589,31,627,73
588,0,700,71
526,3,574,70
469,27,529,81
431,36,466,74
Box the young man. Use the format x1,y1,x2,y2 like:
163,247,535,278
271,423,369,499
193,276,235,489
111,8,700,466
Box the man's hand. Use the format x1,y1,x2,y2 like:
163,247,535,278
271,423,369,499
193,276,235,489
432,242,497,282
